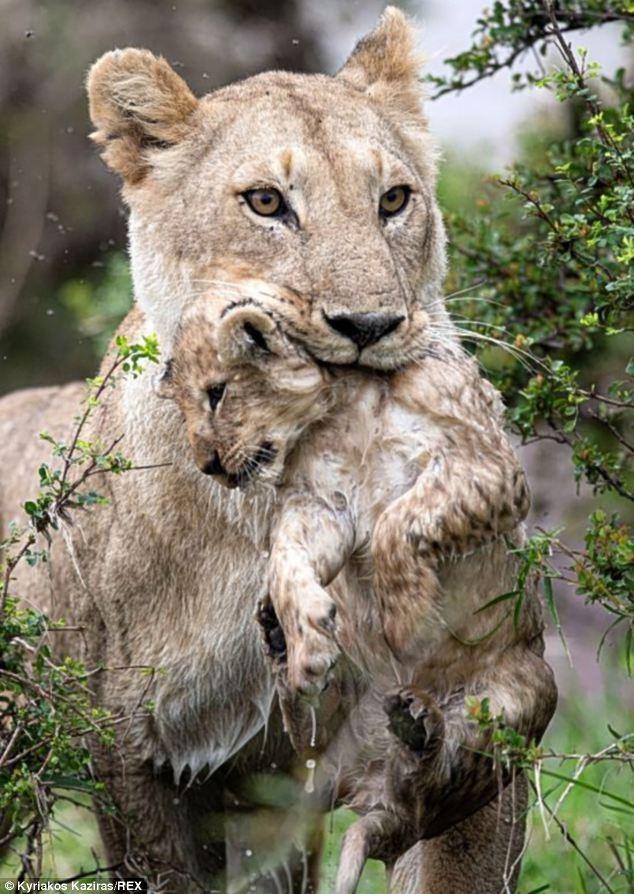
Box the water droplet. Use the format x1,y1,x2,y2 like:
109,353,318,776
305,758,316,794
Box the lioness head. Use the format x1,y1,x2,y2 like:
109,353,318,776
87,7,448,370
158,281,334,487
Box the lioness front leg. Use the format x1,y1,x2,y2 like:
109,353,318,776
264,491,355,696
93,749,215,892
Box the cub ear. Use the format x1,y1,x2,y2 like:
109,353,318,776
87,48,198,183
217,305,282,366
337,7,425,120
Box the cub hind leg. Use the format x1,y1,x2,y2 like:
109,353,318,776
389,778,528,894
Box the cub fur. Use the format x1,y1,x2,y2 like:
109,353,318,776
160,282,557,892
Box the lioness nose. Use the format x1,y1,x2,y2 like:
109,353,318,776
324,311,404,349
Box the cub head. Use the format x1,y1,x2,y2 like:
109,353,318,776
87,7,449,369
157,282,333,488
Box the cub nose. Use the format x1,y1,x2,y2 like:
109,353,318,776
324,311,404,349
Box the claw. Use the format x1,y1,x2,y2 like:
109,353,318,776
384,687,443,757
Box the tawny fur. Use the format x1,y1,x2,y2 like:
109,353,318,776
161,283,557,892
0,8,555,892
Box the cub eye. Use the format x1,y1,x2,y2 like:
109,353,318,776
207,383,226,411
243,188,286,217
379,185,410,219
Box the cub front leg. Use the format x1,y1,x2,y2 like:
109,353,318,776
266,560,340,696
373,434,530,657
264,490,355,697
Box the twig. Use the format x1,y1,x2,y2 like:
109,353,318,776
530,780,618,894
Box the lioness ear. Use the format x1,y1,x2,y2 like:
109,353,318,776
337,7,424,119
87,48,198,183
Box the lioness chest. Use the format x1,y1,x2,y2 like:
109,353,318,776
91,379,279,778
0,370,279,780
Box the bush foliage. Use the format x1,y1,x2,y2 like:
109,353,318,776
432,4,633,889
0,337,159,877
436,0,633,652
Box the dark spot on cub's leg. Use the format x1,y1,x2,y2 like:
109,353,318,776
317,601,337,632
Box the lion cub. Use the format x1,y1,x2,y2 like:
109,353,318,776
159,283,556,893
158,282,531,683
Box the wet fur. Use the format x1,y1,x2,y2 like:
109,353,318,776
0,8,555,891
163,285,557,892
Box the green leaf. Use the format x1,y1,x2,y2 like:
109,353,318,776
474,589,520,614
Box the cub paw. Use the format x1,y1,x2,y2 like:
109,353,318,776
256,598,287,663
384,687,444,757
287,630,340,700
287,587,340,699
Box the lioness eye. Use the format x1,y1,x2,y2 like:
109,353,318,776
379,185,410,218
243,188,285,217
207,383,226,411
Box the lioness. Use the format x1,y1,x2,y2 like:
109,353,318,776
0,8,555,892
159,283,557,893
